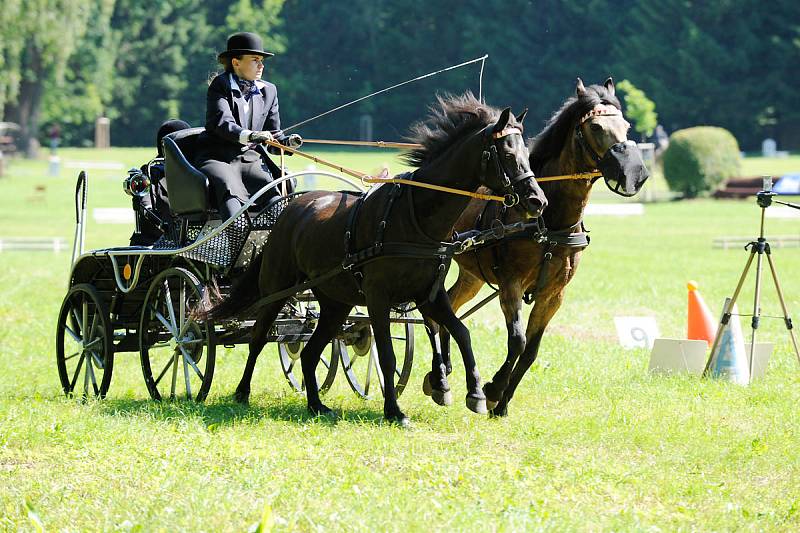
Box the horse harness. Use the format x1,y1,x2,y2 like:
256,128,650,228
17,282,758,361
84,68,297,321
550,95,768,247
459,201,590,305
342,124,535,303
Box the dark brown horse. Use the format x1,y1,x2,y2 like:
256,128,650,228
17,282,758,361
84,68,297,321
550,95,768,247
424,78,649,416
201,93,547,425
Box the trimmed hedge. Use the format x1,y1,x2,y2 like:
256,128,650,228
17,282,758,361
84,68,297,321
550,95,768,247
663,126,741,198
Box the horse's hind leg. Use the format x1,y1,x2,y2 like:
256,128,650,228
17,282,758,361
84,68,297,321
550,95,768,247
483,281,526,409
235,297,289,404
300,296,353,416
419,287,486,415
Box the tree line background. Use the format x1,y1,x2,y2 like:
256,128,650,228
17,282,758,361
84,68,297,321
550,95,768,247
1,0,799,153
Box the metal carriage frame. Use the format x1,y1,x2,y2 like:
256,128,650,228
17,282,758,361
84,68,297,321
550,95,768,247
56,169,420,404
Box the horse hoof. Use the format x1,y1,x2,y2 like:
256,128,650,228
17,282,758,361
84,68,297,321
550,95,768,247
233,390,250,405
489,404,508,418
422,372,433,396
485,398,499,411
466,396,488,415
483,382,502,405
309,404,338,420
432,388,453,407
423,373,452,406
386,413,411,428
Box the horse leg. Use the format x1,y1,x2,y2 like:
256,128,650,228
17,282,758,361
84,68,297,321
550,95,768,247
483,281,526,410
422,271,484,404
235,298,289,404
419,287,486,414
421,314,452,406
490,291,564,417
365,296,408,425
300,296,353,416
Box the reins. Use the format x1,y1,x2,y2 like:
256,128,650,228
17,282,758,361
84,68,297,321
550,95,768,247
266,138,602,188
263,137,515,205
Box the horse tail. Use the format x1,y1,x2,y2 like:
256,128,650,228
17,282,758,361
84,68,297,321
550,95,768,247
194,252,264,322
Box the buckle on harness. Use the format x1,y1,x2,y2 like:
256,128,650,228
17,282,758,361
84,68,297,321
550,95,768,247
503,193,519,207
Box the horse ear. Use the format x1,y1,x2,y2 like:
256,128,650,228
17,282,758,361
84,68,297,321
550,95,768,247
494,107,511,132
576,77,587,96
604,77,615,96
516,108,528,124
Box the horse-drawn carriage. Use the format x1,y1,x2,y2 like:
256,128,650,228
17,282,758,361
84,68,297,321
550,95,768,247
55,81,647,424
55,127,417,403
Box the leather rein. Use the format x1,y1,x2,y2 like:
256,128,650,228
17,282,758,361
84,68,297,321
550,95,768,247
264,127,531,207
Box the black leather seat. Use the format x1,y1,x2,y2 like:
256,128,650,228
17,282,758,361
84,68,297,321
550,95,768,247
162,128,210,216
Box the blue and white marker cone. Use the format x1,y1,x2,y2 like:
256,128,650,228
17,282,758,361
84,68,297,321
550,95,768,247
708,298,751,385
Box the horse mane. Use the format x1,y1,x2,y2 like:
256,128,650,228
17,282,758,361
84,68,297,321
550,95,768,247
403,92,505,167
528,82,621,175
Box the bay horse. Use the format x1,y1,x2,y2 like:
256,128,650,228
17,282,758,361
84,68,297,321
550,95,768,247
201,93,548,425
423,78,649,416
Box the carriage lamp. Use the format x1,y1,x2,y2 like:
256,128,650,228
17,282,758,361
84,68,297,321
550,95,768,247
123,168,151,196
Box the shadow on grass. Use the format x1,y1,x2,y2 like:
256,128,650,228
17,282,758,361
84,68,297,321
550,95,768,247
97,395,391,427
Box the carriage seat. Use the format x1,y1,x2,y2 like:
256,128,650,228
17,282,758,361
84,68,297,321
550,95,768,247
162,128,212,216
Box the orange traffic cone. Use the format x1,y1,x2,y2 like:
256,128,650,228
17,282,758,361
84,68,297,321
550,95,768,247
688,280,716,346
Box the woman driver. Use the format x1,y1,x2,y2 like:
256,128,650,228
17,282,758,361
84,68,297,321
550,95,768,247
195,32,302,219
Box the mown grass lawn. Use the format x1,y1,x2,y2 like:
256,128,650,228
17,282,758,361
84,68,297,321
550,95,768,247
1,149,800,530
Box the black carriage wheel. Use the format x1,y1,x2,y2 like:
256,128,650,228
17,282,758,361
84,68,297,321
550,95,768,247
56,284,114,398
278,339,340,394
139,268,216,402
340,308,414,399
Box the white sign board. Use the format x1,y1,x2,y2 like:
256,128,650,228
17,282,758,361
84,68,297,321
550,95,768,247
614,316,660,349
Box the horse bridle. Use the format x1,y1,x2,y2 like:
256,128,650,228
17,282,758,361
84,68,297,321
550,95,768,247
573,104,639,198
480,125,537,208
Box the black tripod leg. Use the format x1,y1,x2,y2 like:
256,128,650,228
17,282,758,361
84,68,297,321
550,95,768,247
764,251,800,366
703,248,757,376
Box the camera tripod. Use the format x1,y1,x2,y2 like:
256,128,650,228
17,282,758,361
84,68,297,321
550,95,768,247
703,181,800,379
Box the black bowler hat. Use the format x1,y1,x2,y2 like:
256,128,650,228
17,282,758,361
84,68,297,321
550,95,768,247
217,32,274,60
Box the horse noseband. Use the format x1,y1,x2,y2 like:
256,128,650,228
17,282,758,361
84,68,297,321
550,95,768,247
575,105,645,198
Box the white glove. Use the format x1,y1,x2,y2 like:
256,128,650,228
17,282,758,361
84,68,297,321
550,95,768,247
286,133,303,148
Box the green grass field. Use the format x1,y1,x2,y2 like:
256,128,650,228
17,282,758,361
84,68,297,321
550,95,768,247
2,149,800,530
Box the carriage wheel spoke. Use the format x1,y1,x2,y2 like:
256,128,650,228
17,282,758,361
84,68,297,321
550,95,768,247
364,351,373,395
70,308,83,336
89,312,99,341
81,300,89,346
149,342,174,350
64,351,81,361
64,324,81,343
319,355,330,370
182,349,192,400
371,344,385,390
70,353,86,391
152,308,176,336
179,283,186,337
179,345,204,381
84,337,102,351
181,338,204,345
89,350,105,370
87,357,99,396
83,353,91,396
154,353,174,387
162,281,179,335
170,351,179,398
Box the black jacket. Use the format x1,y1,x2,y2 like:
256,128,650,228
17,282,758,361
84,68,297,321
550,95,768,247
195,72,286,165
